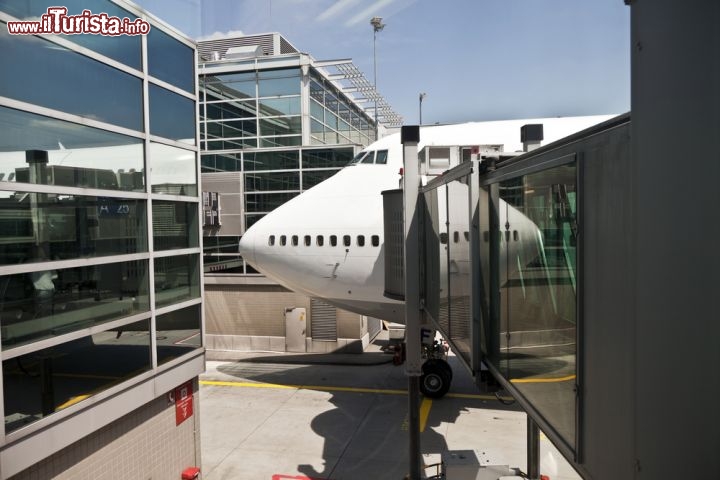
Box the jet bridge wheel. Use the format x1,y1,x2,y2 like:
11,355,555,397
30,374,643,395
420,359,452,399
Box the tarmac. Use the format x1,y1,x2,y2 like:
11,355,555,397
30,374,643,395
199,332,582,480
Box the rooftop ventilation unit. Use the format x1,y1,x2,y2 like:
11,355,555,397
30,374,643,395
224,45,263,59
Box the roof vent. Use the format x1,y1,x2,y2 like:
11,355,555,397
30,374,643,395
225,45,264,59
521,124,544,152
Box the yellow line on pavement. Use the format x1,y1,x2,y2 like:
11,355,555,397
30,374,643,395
201,380,516,402
419,397,432,432
510,374,576,384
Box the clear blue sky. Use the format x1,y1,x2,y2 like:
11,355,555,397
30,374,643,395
136,0,630,124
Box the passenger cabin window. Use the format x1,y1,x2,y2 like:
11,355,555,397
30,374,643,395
304,235,311,246
464,231,470,241
291,235,298,246
440,233,448,244
343,235,351,247
361,151,375,164
268,235,275,246
376,150,388,165
371,235,380,247
357,235,365,247
330,235,337,246
317,235,324,246
280,235,287,246
453,231,459,243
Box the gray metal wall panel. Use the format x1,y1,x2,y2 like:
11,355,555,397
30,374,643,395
632,2,720,477
311,299,337,341
580,123,634,479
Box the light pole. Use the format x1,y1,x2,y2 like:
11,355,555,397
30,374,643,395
419,92,426,125
371,16,385,140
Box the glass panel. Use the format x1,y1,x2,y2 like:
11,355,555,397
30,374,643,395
203,236,241,254
0,107,144,192
154,254,200,308
245,214,264,230
206,138,257,151
310,100,324,122
150,142,197,197
205,119,257,138
205,100,257,120
0,0,142,69
259,117,302,136
3,319,151,432
0,260,150,349
243,151,299,171
260,136,302,148
0,26,143,131
446,181,472,363
153,201,198,250
376,150,389,165
147,27,194,93
0,192,146,265
244,171,300,192
259,97,301,116
302,148,354,168
499,163,578,449
257,69,300,97
201,153,241,172
156,304,201,365
303,170,340,189
149,84,196,144
203,72,256,100
245,192,299,213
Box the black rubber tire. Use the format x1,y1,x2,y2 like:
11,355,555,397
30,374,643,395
420,361,452,398
425,358,453,381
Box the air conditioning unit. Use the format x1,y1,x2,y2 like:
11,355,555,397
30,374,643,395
441,450,515,480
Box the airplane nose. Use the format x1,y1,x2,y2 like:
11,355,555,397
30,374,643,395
238,227,256,266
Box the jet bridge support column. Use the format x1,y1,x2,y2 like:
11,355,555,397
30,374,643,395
401,125,423,480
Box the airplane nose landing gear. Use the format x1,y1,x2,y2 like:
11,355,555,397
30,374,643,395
392,336,453,398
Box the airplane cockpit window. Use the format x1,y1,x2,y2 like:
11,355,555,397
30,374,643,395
291,235,298,246
343,235,351,247
361,151,375,164
317,235,324,247
268,235,275,246
371,235,380,247
304,235,311,246
357,235,365,247
280,235,287,246
376,150,388,164
352,151,369,164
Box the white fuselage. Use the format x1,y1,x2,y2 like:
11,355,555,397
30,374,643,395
238,116,614,323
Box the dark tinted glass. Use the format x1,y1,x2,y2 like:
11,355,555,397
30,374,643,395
203,255,244,274
154,254,200,308
259,136,302,148
245,192,299,213
243,151,299,171
147,27,194,93
0,107,144,191
257,69,300,96
205,101,257,121
201,153,241,172
259,97,301,116
244,171,300,192
0,192,146,265
0,261,150,349
259,117,302,136
0,0,141,69
156,305,201,365
3,320,151,432
302,148,354,168
203,72,256,100
149,84,196,143
153,201,199,250
203,236,241,254
0,27,143,131
303,170,339,189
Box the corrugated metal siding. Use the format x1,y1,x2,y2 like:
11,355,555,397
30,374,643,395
198,33,300,61
311,299,337,341
204,286,308,336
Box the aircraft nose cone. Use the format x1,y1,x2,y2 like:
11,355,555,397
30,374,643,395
238,228,256,266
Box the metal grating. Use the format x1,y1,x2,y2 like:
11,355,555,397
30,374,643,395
311,299,337,341
198,33,300,61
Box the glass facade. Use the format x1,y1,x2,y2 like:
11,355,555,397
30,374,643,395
0,5,202,437
199,59,365,274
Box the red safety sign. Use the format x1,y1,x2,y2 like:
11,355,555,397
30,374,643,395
175,380,194,426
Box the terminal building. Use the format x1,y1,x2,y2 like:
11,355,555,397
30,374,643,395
0,2,203,478
197,33,402,355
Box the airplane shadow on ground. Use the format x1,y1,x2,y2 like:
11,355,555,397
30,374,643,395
216,354,521,479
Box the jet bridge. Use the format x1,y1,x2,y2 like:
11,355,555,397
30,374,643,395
384,114,636,479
